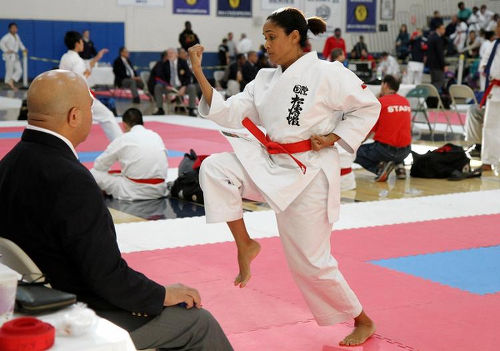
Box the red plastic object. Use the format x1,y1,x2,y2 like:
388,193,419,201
0,317,55,351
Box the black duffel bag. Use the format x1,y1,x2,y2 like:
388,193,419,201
410,143,471,178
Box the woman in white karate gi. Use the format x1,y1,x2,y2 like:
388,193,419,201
189,7,381,346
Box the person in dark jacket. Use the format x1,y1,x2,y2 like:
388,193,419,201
0,70,233,351
426,24,447,91
179,21,200,51
79,29,97,59
241,50,259,89
395,24,410,60
112,47,144,104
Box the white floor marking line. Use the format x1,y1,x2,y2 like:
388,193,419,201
115,189,500,253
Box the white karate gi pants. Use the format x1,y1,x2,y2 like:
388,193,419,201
481,87,500,165
4,56,22,83
91,170,168,201
406,61,424,85
92,98,123,141
200,153,363,325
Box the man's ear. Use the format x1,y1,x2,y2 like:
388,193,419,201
67,107,80,128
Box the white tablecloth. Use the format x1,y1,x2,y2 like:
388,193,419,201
87,66,115,88
13,309,137,351
366,84,416,98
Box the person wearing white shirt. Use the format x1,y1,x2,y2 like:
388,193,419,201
236,33,252,54
91,108,168,200
450,20,469,52
479,5,495,30
479,31,495,91
0,23,26,91
59,31,122,141
485,14,498,32
467,6,481,32
479,21,500,170
376,52,400,80
226,32,237,61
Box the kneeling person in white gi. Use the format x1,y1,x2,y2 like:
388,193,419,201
91,108,168,200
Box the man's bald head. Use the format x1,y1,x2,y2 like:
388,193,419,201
28,70,94,147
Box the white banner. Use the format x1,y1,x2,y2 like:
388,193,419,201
117,0,164,7
304,0,342,35
261,0,300,10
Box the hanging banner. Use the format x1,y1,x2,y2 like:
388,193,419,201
217,0,252,17
118,0,164,7
261,0,299,10
173,0,209,15
304,0,342,35
346,0,376,32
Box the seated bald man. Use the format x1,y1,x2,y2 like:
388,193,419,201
0,70,233,351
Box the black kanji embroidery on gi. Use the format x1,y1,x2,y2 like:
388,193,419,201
287,84,308,126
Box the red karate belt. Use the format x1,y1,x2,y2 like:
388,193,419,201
341,168,352,176
480,79,500,108
0,317,55,351
108,170,165,184
241,117,311,174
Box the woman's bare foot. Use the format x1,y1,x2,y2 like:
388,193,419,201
234,239,261,288
339,311,375,346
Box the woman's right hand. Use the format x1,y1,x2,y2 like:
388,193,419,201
188,44,204,70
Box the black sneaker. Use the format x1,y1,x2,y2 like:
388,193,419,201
375,161,395,182
133,96,141,104
188,108,198,117
153,108,165,115
395,164,406,179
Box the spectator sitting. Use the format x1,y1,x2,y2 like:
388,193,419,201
352,35,367,59
377,52,400,80
429,10,444,31
148,50,169,115
241,50,259,89
178,21,200,51
457,1,472,22
224,53,246,97
112,47,144,104
80,29,96,59
359,48,376,69
355,75,412,182
218,38,230,66
165,48,197,116
462,30,481,58
0,70,234,351
237,33,252,55
479,5,494,30
485,13,499,32
395,24,410,60
257,53,273,69
90,108,168,200
468,7,481,32
330,48,346,64
349,49,358,60
322,27,346,60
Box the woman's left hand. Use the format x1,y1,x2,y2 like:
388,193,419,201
310,133,340,151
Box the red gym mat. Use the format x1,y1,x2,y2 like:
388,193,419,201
123,214,500,351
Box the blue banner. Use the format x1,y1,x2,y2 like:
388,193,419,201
346,0,376,32
173,0,209,15
217,0,252,17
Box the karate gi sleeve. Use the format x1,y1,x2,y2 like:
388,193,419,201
93,137,122,172
198,80,260,129
326,65,381,154
0,36,8,53
54,170,165,316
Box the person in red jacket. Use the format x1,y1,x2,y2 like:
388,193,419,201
355,75,412,182
322,28,346,60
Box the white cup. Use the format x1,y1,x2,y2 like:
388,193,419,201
0,263,19,325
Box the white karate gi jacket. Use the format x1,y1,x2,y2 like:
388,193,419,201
376,55,400,79
91,125,169,200
199,51,380,223
0,33,25,61
483,41,500,165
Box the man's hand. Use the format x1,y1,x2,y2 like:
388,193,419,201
310,133,340,151
188,44,204,70
164,283,202,309
96,48,109,61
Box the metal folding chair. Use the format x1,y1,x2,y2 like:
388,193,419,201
406,86,433,138
417,83,454,136
449,84,477,131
